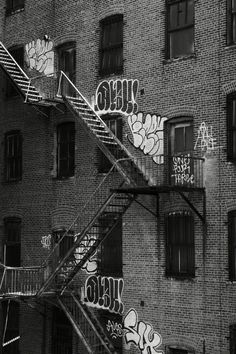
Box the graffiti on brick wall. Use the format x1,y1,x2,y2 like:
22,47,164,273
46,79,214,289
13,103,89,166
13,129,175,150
171,154,194,185
93,79,139,115
128,113,167,164
81,275,124,314
106,320,123,339
74,234,98,274
41,234,52,250
124,308,163,354
194,122,217,151
25,39,54,75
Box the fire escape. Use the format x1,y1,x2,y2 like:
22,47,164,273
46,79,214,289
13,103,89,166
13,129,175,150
0,41,205,353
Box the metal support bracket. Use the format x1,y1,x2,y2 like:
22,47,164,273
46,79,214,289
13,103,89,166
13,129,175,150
178,191,206,223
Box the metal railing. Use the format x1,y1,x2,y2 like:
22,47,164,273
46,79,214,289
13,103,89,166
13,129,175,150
0,263,45,297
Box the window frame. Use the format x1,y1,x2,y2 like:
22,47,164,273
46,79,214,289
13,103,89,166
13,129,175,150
6,46,24,98
2,300,20,354
228,210,236,281
166,0,194,59
227,0,236,45
57,122,75,179
230,324,236,354
165,211,195,278
4,130,22,183
6,0,24,16
57,42,76,96
4,217,21,267
227,93,236,161
99,14,123,76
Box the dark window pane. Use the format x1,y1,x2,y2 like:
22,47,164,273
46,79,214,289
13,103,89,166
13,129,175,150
6,0,24,14
58,43,76,96
6,47,24,97
57,123,75,178
4,131,22,182
227,94,236,160
228,211,236,280
4,218,21,267
169,27,194,58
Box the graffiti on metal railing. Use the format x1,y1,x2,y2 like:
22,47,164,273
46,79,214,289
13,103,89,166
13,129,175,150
93,79,139,115
74,234,98,274
124,308,163,354
171,155,194,185
81,275,124,314
128,113,167,164
106,320,123,339
25,39,54,75
194,122,217,152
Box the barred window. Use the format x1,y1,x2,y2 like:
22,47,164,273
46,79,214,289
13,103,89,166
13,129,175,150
166,0,194,59
227,93,236,161
4,130,22,182
166,212,195,277
100,15,123,76
227,0,236,45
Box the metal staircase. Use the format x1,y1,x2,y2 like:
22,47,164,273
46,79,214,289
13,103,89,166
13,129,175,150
58,71,152,186
37,166,135,296
0,41,42,102
58,293,118,353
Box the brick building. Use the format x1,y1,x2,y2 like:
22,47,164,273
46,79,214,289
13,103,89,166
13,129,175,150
0,0,236,353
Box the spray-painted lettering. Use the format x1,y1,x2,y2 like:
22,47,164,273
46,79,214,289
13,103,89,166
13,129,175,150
128,112,167,164
41,234,52,250
124,308,163,354
82,276,124,314
194,122,217,151
94,79,139,115
74,234,98,274
106,320,123,339
171,155,194,185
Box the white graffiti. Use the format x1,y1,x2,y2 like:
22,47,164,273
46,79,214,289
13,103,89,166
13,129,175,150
106,320,123,339
94,79,139,115
41,234,52,250
194,122,217,151
171,154,194,185
25,39,54,75
124,309,163,354
74,234,98,274
128,113,167,164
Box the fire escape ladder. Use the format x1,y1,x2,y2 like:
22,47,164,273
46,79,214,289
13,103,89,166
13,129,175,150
58,71,151,187
37,173,135,296
58,293,117,354
0,41,42,103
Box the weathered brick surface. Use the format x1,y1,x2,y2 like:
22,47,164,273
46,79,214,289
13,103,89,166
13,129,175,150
0,0,236,353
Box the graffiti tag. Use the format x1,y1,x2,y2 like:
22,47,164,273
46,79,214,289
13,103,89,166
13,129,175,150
128,112,167,164
124,308,163,354
74,234,98,274
25,39,54,75
94,79,139,115
106,320,123,339
194,122,217,151
171,155,194,185
82,275,124,314
41,234,52,250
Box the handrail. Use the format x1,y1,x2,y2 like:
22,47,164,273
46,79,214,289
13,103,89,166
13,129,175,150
0,41,30,80
57,70,134,160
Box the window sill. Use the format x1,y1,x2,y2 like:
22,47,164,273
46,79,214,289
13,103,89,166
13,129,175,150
224,43,236,51
6,7,24,17
99,68,123,78
166,274,195,281
163,53,196,65
2,179,22,185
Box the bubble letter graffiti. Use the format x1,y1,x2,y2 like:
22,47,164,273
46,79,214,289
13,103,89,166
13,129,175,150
124,308,163,354
128,113,167,164
25,39,54,75
94,79,139,115
81,275,124,314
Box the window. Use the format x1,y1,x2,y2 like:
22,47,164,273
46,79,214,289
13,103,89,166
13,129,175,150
168,349,188,354
169,120,193,154
2,301,20,354
6,46,24,98
4,130,22,182
4,217,21,267
166,0,194,59
228,211,236,280
57,122,75,178
100,15,123,75
166,212,194,277
227,0,236,45
52,229,74,260
98,115,122,173
230,324,236,354
6,0,24,15
57,42,76,96
227,93,236,161
52,307,72,354
99,217,122,277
